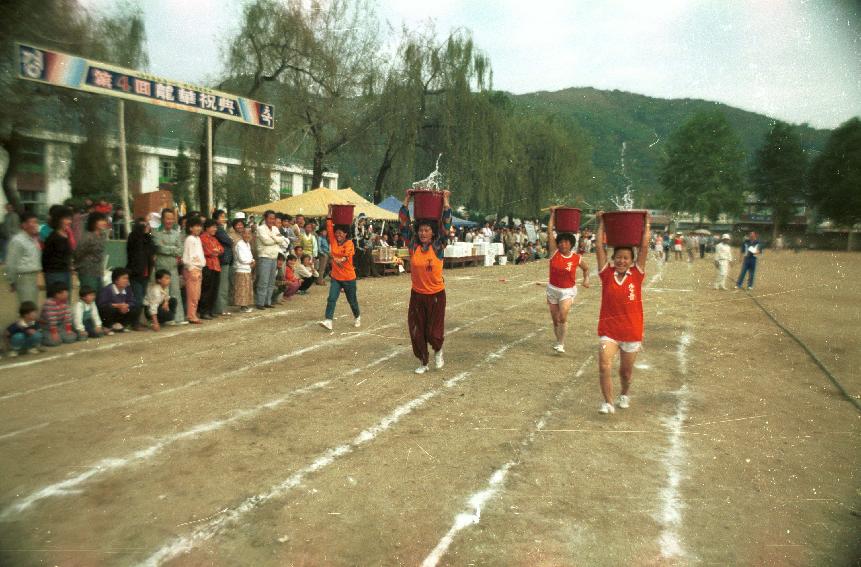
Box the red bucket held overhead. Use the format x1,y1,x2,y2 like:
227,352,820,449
412,189,444,221
603,210,647,247
331,204,355,225
554,207,581,234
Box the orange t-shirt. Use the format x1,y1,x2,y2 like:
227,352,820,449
410,244,445,294
548,250,581,289
327,219,356,282
597,264,645,342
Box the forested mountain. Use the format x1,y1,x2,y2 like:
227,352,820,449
511,87,832,207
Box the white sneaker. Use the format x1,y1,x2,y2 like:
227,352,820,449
553,344,565,354
319,319,333,331
354,316,361,328
27,348,42,355
618,394,630,409
165,321,178,326
434,350,444,369
415,365,429,375
176,320,190,325
599,402,615,415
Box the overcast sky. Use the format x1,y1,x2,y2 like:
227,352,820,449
85,0,860,129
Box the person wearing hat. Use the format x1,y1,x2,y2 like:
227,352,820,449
713,233,734,290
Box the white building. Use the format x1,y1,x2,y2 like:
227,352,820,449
0,128,339,217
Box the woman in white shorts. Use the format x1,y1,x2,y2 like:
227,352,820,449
546,207,590,354
595,210,650,415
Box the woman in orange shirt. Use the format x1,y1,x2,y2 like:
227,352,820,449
319,206,361,330
595,210,650,415
399,190,452,374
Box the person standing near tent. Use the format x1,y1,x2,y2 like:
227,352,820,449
399,189,452,375
546,207,590,354
594,210,650,415
319,205,361,330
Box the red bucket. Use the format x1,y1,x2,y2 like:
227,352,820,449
554,207,581,234
603,210,647,247
412,190,444,221
331,204,355,225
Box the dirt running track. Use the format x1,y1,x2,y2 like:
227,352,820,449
0,251,858,566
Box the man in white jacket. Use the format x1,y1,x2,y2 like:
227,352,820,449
255,210,286,309
713,234,734,290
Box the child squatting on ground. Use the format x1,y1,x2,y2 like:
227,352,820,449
5,301,43,356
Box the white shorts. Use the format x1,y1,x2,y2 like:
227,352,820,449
600,336,642,353
546,284,577,305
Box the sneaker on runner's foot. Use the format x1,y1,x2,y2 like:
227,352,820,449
553,344,565,354
618,394,630,409
319,319,333,330
415,365,429,375
354,316,361,328
599,402,615,414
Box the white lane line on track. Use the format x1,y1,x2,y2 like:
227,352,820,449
137,329,544,567
1,294,533,512
0,343,408,520
657,326,693,560
0,309,301,372
422,355,594,567
0,422,50,441
0,379,78,402
0,295,513,442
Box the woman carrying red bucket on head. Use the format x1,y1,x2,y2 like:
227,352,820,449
399,189,452,375
318,204,361,331
546,207,591,354
595,209,650,415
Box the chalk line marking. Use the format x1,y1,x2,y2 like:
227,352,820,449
0,422,50,441
422,354,593,566
0,343,411,519
0,308,301,372
0,379,78,402
1,293,529,510
138,329,543,567
0,295,520,443
657,325,693,560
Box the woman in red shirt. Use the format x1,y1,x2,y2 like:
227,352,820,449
546,207,590,354
398,190,452,374
595,210,650,415
199,219,224,320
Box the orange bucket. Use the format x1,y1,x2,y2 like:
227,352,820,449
331,204,355,225
412,190,444,221
603,210,647,247
554,207,581,234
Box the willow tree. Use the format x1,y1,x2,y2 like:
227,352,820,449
220,0,383,207
0,0,89,208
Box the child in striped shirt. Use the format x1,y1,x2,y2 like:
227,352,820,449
41,281,78,346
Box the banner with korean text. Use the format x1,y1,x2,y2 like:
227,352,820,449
17,43,274,129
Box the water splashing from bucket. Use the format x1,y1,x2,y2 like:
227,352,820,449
412,154,445,191
612,141,635,210
611,189,635,211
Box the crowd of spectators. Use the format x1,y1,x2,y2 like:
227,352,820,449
0,200,575,358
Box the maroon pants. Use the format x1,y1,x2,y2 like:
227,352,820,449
408,289,446,365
